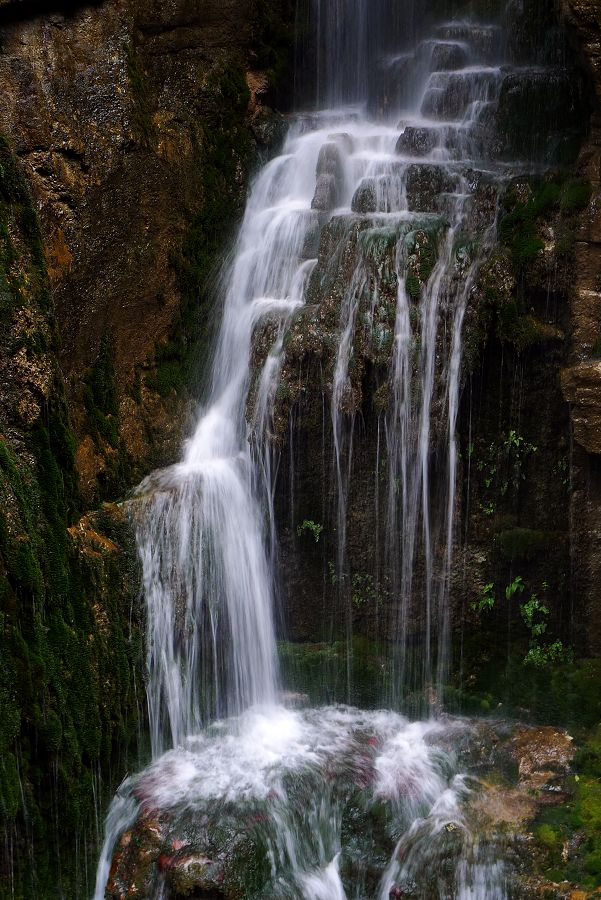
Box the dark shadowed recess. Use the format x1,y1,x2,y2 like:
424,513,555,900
0,0,105,25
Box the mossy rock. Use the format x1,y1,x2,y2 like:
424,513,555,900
0,135,144,898
496,527,551,561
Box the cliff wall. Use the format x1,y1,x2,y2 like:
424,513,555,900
0,1,293,895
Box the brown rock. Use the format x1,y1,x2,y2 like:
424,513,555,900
508,725,575,790
562,362,601,454
0,0,286,501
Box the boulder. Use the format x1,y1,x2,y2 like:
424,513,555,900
396,126,439,157
430,41,469,72
405,163,456,212
312,172,341,211
351,178,378,214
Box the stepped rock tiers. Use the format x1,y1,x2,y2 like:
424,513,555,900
92,1,600,898
0,0,600,897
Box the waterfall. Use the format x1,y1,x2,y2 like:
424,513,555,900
136,0,508,764
92,0,568,895
132,133,333,754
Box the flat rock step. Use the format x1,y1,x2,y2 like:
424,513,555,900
351,164,465,215
396,120,500,161
328,210,447,230
418,39,470,72
421,69,503,121
435,22,502,62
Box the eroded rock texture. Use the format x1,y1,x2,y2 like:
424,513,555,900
0,0,292,505
0,0,601,896
559,0,601,656
248,0,601,712
0,1,293,896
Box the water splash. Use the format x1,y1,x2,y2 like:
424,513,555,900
97,707,508,899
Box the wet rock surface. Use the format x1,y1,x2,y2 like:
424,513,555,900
395,126,439,157
562,364,601,455
103,713,585,899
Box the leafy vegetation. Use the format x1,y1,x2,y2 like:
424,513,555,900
476,429,537,517
297,519,323,543
470,574,570,669
470,581,495,613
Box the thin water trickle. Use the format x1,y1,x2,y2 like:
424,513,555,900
92,0,564,896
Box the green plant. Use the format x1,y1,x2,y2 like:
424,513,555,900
524,640,569,668
297,520,324,543
521,593,549,637
503,430,538,494
327,561,339,585
506,574,525,602
517,582,572,669
476,430,537,515
471,582,495,613
351,573,389,610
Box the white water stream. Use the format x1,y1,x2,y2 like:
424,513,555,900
92,2,559,896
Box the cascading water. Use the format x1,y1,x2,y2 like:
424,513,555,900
93,2,567,897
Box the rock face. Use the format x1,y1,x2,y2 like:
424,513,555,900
0,144,142,889
0,148,142,889
0,1,294,896
1,0,601,895
559,0,601,656
248,0,601,700
562,363,601,454
0,0,292,505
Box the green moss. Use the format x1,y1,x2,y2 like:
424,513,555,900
496,527,550,561
125,44,154,147
537,823,562,860
499,310,553,351
470,176,587,357
577,779,601,832
499,183,551,271
85,334,118,417
454,631,601,729
572,777,601,887
500,177,591,275
83,333,129,492
0,136,30,204
406,273,421,298
144,360,185,398
575,727,601,779
278,636,390,708
0,135,143,897
147,63,255,401
560,179,592,213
